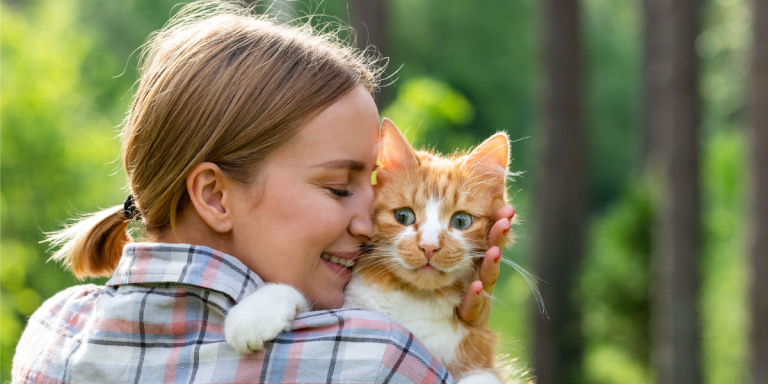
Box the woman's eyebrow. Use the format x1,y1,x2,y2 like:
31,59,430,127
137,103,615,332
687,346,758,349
311,159,367,171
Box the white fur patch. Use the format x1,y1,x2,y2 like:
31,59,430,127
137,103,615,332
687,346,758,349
456,371,503,384
344,276,466,365
225,284,309,354
420,198,442,248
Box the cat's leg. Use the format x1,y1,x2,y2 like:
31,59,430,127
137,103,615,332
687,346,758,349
225,283,309,353
456,371,504,384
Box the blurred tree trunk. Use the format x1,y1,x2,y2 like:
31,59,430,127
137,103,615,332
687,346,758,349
351,0,391,106
642,0,667,159
533,0,586,382
749,0,768,381
643,0,702,382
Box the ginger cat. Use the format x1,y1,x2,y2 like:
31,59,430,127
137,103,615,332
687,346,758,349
226,119,526,384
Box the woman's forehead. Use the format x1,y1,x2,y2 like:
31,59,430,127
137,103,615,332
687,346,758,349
282,88,380,165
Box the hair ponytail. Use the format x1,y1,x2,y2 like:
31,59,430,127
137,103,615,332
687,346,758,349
46,206,132,279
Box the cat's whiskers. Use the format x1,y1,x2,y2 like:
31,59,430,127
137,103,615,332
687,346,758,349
462,180,496,195
356,261,401,282
462,251,547,316
321,248,375,288
328,243,367,257
499,257,548,317
461,171,493,189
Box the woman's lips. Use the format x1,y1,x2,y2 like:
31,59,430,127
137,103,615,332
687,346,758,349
321,252,356,268
321,257,354,277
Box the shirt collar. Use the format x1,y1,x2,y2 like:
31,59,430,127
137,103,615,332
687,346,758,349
107,243,264,303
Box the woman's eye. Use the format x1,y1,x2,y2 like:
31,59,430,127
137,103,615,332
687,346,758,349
394,208,415,225
329,188,353,198
450,212,473,230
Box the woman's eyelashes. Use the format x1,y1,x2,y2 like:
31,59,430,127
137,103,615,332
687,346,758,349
327,186,354,198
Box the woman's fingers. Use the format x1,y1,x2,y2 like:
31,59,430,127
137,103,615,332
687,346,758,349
459,206,514,327
457,280,485,325
487,212,513,250
494,205,515,223
480,246,501,296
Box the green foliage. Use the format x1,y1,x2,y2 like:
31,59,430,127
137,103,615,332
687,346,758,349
581,180,653,384
383,77,475,151
699,0,751,137
580,129,749,384
584,0,643,208
701,130,747,384
0,0,133,378
386,0,539,180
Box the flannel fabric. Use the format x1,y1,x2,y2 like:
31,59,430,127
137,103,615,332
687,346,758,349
13,243,455,384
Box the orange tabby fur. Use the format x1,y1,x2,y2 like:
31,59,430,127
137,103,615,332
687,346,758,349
352,118,514,382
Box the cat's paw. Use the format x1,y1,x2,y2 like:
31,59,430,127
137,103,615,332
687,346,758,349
225,284,309,354
457,371,503,384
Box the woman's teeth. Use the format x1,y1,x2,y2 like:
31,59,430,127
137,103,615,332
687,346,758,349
321,253,355,268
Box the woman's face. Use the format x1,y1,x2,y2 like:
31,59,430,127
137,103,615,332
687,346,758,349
229,86,380,310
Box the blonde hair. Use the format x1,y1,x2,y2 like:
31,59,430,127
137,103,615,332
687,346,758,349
47,0,383,278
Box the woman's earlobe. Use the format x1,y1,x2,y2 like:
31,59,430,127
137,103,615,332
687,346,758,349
187,162,233,233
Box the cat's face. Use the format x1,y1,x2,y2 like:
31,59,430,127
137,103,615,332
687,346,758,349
361,119,511,292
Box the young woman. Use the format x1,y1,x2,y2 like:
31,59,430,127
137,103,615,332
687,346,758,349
12,2,512,383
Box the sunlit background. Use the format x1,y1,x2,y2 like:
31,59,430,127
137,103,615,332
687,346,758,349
0,0,754,382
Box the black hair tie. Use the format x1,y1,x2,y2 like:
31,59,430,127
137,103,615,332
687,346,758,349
123,194,141,221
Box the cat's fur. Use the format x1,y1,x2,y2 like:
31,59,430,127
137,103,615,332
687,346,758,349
226,119,522,384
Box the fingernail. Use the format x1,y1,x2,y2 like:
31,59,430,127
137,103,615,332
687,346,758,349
503,228,510,235
476,287,483,294
509,209,515,221
494,255,501,263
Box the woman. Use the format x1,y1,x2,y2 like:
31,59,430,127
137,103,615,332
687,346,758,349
12,2,512,383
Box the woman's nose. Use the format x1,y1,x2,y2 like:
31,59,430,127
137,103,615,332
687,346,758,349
348,185,374,240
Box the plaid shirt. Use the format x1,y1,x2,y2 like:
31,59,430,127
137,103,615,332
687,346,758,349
13,243,455,384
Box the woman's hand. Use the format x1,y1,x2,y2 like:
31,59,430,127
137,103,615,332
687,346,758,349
457,205,515,327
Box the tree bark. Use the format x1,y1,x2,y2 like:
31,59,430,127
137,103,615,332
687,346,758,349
642,0,669,160
351,0,390,105
644,0,702,382
533,0,586,382
749,0,768,381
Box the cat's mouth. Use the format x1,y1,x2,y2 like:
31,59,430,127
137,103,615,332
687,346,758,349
320,252,356,268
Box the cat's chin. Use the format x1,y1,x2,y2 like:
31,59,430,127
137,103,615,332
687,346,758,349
394,265,464,292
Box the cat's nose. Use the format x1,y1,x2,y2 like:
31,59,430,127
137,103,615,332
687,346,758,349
420,244,439,261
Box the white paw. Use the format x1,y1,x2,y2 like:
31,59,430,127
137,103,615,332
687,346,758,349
225,284,309,354
457,371,503,384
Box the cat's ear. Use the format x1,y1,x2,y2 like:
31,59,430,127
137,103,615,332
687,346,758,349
379,118,419,171
464,132,509,184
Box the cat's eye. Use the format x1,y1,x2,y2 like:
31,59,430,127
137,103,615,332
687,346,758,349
450,212,473,230
394,208,416,226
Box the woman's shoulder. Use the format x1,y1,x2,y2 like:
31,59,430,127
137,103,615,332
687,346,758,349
290,308,454,384
27,283,107,324
12,284,109,382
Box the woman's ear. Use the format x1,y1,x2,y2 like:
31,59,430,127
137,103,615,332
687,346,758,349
186,162,234,233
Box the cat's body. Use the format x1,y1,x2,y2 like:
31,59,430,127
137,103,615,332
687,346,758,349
344,277,467,367
225,119,522,384
343,276,500,383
